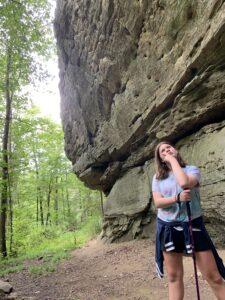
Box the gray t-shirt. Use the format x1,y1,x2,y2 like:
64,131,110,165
152,165,202,222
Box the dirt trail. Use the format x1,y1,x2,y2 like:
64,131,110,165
4,238,225,300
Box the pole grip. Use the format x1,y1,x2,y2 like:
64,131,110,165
186,201,191,218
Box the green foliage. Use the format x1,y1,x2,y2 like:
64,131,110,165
0,0,104,269
0,214,102,277
0,107,103,260
75,215,102,244
0,106,103,269
0,0,57,257
0,265,24,277
0,0,53,89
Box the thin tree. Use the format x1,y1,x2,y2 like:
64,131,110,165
0,46,12,257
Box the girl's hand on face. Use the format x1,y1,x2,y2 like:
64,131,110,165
163,153,177,163
159,144,178,163
180,189,191,202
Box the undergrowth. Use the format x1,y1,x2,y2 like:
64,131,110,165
0,215,102,277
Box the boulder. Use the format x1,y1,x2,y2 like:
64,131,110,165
55,0,225,243
0,280,12,294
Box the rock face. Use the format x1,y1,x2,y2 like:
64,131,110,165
55,0,225,244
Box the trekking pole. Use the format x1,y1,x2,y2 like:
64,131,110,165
186,200,201,300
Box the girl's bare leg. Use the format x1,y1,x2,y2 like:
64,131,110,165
196,250,225,300
163,252,184,300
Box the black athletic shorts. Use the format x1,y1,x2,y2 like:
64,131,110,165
161,225,211,253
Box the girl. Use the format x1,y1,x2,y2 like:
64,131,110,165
152,141,225,300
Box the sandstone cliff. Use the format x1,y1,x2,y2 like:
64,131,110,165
54,0,225,244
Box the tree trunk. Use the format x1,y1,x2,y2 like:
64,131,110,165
0,46,12,257
32,144,43,226
8,133,13,255
54,176,59,225
39,191,44,226
65,173,70,218
8,173,13,255
46,181,53,226
36,193,39,225
61,178,65,221
100,192,104,217
79,191,83,223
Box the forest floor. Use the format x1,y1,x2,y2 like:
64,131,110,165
3,238,225,300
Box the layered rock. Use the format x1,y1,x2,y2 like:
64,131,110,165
55,0,225,243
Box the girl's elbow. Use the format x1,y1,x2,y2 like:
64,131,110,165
154,201,161,209
180,184,188,189
180,181,189,189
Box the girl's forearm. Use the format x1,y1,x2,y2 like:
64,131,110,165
154,195,177,208
169,158,189,188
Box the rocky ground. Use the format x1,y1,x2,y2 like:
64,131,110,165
1,238,225,300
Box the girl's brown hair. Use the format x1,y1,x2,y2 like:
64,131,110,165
155,141,186,180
